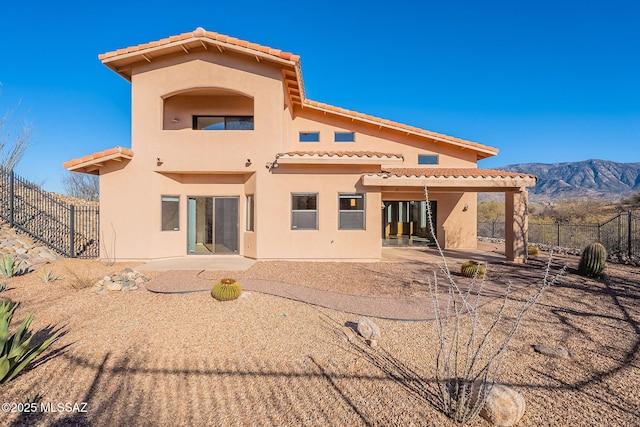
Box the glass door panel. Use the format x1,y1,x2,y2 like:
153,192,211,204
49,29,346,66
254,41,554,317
213,197,239,254
187,196,238,254
382,200,436,246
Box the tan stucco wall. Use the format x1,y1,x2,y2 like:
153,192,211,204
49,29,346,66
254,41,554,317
96,49,483,261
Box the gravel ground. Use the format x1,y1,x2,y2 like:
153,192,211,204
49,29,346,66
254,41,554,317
0,249,638,426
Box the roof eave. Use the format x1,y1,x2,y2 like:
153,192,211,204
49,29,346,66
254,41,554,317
100,36,299,82
301,101,498,158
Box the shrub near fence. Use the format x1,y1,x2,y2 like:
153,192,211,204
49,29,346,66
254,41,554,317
0,168,99,258
478,210,640,258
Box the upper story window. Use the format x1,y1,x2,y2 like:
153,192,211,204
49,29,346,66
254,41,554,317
418,154,439,165
299,132,320,142
334,131,355,142
193,116,254,130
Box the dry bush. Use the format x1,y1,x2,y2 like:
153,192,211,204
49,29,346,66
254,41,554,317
426,187,566,424
64,268,95,290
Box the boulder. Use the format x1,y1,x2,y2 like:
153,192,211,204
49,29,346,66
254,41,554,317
357,317,380,341
533,344,573,359
472,381,525,427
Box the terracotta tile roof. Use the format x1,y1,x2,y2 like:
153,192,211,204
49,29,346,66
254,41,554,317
379,167,537,180
63,146,134,169
302,100,497,157
99,27,300,63
277,151,403,159
99,29,499,160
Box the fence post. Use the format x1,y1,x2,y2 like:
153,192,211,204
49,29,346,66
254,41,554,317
618,211,622,252
629,210,633,258
557,222,560,246
492,221,496,238
9,170,15,228
69,205,75,258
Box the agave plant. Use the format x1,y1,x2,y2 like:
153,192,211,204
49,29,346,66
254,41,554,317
0,301,60,384
0,255,22,278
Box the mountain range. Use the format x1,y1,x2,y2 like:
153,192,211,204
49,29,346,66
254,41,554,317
491,159,640,201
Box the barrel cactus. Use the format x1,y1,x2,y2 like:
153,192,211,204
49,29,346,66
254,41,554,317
460,260,485,279
211,278,242,301
527,245,540,256
578,242,607,278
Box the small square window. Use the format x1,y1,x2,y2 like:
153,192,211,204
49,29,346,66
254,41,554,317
299,132,320,142
161,196,180,231
291,193,318,230
334,132,355,142
418,154,439,165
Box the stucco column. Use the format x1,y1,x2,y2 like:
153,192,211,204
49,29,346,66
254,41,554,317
505,188,528,263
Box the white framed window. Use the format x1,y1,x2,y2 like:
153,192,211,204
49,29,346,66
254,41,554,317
161,196,180,231
291,193,318,230
338,193,365,230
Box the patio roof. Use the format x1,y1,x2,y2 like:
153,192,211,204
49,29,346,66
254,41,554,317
362,167,537,190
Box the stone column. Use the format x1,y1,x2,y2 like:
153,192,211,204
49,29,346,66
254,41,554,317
505,188,528,263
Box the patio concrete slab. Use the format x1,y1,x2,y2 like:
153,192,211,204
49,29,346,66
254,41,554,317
135,255,255,272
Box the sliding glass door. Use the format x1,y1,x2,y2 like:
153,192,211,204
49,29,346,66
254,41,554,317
382,201,437,246
187,197,239,254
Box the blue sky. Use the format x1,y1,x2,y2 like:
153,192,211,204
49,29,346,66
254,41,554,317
1,0,638,193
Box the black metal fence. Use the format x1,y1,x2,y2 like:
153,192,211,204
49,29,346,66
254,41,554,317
0,168,99,258
479,210,640,257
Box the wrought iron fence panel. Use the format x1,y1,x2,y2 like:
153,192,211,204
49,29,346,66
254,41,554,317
479,209,639,258
0,167,99,258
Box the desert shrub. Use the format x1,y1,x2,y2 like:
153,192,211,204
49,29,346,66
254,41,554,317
527,245,539,256
0,301,60,384
578,242,607,278
425,187,565,424
64,269,94,290
460,260,485,279
211,278,242,301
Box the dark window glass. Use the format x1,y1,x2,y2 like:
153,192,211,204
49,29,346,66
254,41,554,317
193,116,254,130
299,132,320,142
338,194,365,230
418,154,439,165
334,132,355,142
246,195,254,232
291,193,318,230
161,196,180,231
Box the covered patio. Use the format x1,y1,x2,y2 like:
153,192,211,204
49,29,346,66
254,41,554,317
363,167,537,263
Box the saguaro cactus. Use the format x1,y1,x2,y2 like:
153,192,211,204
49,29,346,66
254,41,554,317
578,242,607,278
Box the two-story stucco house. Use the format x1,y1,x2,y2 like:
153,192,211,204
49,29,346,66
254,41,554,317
64,28,535,262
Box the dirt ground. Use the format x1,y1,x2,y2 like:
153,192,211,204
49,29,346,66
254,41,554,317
0,249,638,426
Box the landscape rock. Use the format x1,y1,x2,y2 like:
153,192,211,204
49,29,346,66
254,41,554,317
472,381,526,427
533,344,573,359
94,268,147,295
357,317,380,341
106,282,123,292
